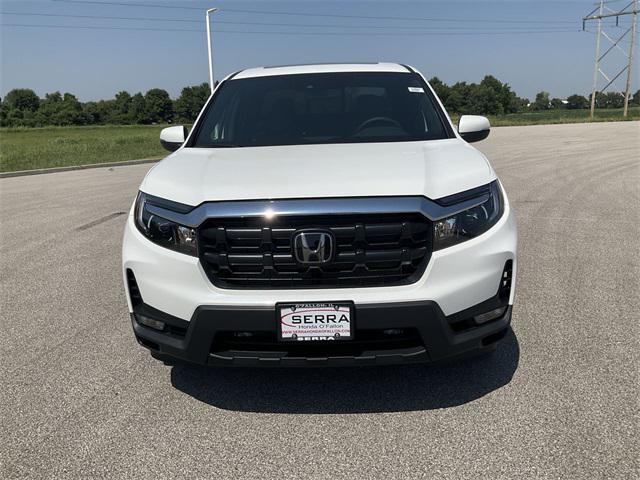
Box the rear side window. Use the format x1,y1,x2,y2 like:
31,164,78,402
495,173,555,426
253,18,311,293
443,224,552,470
191,72,451,148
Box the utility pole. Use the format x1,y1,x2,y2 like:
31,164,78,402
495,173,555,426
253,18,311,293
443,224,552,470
588,1,604,118
583,0,638,118
623,2,638,116
206,7,218,94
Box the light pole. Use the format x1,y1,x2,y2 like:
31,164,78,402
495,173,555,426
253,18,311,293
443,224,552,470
206,7,218,93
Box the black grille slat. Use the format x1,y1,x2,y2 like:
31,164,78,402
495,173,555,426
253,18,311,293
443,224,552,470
198,213,432,289
126,269,143,307
211,329,424,356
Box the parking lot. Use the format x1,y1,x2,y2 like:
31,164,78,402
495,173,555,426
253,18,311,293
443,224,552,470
1,121,638,479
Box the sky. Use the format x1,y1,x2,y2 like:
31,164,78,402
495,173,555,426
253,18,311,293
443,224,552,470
1,0,638,102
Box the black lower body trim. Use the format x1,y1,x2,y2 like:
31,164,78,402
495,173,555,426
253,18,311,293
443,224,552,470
131,295,512,367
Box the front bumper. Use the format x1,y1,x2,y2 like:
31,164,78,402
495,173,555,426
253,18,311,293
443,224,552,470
123,190,517,366
131,297,512,366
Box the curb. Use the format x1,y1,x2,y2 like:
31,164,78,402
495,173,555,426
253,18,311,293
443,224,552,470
0,157,160,178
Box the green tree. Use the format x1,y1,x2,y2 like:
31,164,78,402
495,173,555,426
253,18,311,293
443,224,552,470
144,88,173,123
515,96,530,111
602,91,624,108
479,75,519,114
532,91,551,111
129,93,150,124
38,91,63,122
566,94,588,109
102,100,119,123
174,83,210,123
59,93,90,125
0,102,12,127
38,92,89,125
112,91,133,123
631,89,640,106
428,77,450,106
550,98,565,109
83,101,103,124
467,84,503,115
438,76,522,115
3,88,40,112
446,82,472,114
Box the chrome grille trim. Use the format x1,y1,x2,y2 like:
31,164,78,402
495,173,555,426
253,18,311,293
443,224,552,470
143,194,491,228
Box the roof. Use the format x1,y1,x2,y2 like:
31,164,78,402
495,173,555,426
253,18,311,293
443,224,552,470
232,62,410,80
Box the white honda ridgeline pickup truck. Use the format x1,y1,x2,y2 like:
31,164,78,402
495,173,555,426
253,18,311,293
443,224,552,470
122,63,517,367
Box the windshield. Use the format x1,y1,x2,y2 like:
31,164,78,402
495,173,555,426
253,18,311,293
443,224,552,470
190,72,451,148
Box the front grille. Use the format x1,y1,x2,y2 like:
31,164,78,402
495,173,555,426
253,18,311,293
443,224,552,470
198,213,432,288
211,329,424,357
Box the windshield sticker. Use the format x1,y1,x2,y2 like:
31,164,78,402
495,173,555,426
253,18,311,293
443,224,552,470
408,87,425,93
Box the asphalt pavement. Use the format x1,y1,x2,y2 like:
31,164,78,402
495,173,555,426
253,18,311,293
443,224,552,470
1,121,638,479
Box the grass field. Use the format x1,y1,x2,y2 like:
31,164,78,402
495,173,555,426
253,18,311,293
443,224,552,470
1,108,638,173
0,125,167,173
486,106,640,126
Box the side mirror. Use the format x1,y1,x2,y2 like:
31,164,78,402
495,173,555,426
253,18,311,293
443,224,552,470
458,115,490,143
160,125,188,152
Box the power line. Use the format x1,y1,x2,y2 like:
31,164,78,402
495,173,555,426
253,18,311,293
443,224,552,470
0,12,578,32
49,0,579,25
2,11,201,24
49,0,205,10
222,8,577,25
1,23,203,33
0,23,582,36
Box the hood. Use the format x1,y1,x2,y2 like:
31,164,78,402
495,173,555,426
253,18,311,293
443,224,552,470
140,139,495,206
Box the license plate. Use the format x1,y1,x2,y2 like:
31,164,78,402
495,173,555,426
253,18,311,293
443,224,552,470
278,303,353,341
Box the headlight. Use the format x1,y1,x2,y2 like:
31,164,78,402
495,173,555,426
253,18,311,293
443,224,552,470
433,181,504,250
134,192,197,256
